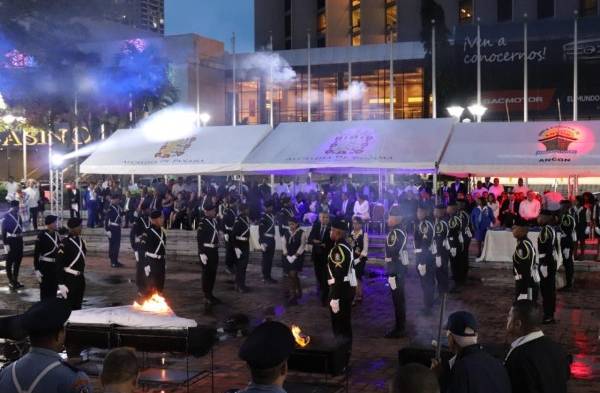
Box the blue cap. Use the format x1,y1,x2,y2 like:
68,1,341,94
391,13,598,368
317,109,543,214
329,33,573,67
446,311,478,337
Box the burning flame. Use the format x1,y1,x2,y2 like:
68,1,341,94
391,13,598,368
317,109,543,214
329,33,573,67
291,324,310,348
133,292,174,315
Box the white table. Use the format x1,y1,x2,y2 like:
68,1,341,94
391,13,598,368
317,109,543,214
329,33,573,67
481,229,540,263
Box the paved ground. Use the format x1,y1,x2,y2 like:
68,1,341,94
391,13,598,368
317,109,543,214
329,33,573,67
1,248,599,393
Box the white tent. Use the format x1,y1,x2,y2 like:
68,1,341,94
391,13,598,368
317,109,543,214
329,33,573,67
439,121,600,177
80,125,272,175
241,119,455,174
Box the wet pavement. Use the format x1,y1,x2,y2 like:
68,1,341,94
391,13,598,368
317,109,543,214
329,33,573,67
1,250,599,393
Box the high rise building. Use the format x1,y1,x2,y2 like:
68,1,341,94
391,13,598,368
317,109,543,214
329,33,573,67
103,0,165,35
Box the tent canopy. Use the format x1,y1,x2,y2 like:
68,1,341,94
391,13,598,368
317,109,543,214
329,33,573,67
439,121,600,177
80,125,272,175
241,118,455,174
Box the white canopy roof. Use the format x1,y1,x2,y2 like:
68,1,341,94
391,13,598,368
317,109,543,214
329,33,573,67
439,121,600,177
80,125,271,175
242,119,455,174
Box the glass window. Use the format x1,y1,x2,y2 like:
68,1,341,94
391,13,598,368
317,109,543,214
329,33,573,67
351,1,361,46
459,0,473,24
580,0,598,16
497,0,512,22
385,0,397,42
537,0,554,19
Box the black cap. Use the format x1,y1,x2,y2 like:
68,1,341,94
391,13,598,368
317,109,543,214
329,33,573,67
388,205,402,217
281,196,291,204
150,210,162,219
45,215,58,225
264,200,273,208
20,298,71,334
9,200,19,208
287,215,299,224
203,200,217,211
67,217,82,229
239,321,295,369
447,202,457,207
445,311,478,337
331,217,348,231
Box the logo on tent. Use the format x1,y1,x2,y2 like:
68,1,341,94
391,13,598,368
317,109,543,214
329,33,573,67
325,129,374,155
538,126,580,153
155,137,196,159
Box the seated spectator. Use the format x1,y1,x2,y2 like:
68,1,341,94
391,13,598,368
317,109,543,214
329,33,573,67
390,363,439,393
353,194,370,221
431,311,511,393
505,300,570,393
543,189,563,212
101,347,139,393
518,191,541,226
237,321,296,393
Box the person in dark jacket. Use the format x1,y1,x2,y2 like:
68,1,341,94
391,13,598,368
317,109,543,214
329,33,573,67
431,311,511,393
504,300,570,393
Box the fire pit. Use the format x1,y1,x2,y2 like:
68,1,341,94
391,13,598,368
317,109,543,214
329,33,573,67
287,325,350,376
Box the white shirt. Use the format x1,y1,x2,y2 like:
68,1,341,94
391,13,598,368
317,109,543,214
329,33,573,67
471,187,488,199
353,200,370,220
512,185,529,195
488,184,505,198
275,183,289,195
505,330,545,362
5,181,18,202
341,199,350,214
23,186,39,208
172,183,184,196
519,199,541,220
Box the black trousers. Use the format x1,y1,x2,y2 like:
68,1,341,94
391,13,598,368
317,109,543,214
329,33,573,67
435,253,450,294
201,248,219,297
461,238,471,280
5,237,23,284
417,255,435,310
108,228,121,265
313,253,329,303
29,207,39,230
235,247,249,288
540,270,556,318
64,274,85,310
329,286,353,342
261,239,275,279
70,205,80,219
225,239,235,271
148,258,166,294
39,261,58,300
389,274,406,331
561,239,574,286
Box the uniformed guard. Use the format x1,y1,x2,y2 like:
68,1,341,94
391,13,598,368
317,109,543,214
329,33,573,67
327,218,355,343
33,215,60,300
457,200,473,284
414,206,436,315
130,202,151,296
277,196,295,239
232,204,251,293
308,211,332,306
537,210,558,324
56,218,87,310
511,225,539,302
383,206,408,338
139,210,167,295
350,216,368,305
197,200,221,312
446,203,464,293
433,204,450,295
104,195,124,268
282,216,307,306
258,200,277,284
0,298,92,393
2,200,24,290
221,196,237,276
558,200,576,291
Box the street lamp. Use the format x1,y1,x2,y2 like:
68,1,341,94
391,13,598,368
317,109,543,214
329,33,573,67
467,104,487,123
199,112,211,127
446,106,465,120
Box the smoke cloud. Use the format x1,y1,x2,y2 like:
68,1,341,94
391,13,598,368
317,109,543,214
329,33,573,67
241,52,296,85
335,81,367,102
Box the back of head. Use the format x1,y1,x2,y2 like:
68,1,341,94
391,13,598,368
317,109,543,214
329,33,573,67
390,363,439,393
511,300,541,334
101,347,139,387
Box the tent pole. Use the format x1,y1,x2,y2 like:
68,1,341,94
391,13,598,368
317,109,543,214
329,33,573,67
197,175,202,194
433,166,439,204
270,174,275,195
131,174,134,186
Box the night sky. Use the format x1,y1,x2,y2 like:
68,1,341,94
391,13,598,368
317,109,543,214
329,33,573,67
165,0,255,53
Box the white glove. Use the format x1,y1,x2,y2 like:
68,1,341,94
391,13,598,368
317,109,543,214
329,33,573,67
540,265,548,278
596,227,600,236
34,270,43,283
144,265,151,277
384,257,392,263
330,299,340,314
585,227,590,235
286,255,296,264
235,248,242,259
58,284,69,299
353,258,361,266
401,250,409,266
200,253,208,265
562,248,570,259
224,234,229,242
106,231,112,239
517,293,529,301
3,245,9,254
134,251,139,262
435,256,442,268
450,248,457,257
417,264,427,277
387,276,397,290
260,243,267,252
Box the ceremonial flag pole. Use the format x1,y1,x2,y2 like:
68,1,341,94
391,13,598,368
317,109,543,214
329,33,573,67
232,32,237,127
476,17,482,122
431,19,437,119
389,32,394,120
307,30,312,122
573,11,579,121
523,14,528,122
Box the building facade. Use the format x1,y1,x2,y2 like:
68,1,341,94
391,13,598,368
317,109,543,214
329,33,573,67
103,0,165,35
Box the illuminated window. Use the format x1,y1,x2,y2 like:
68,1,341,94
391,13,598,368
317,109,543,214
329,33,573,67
497,0,512,22
350,0,361,46
459,0,473,24
317,0,326,48
537,0,554,18
285,0,292,49
385,0,397,42
580,0,598,16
